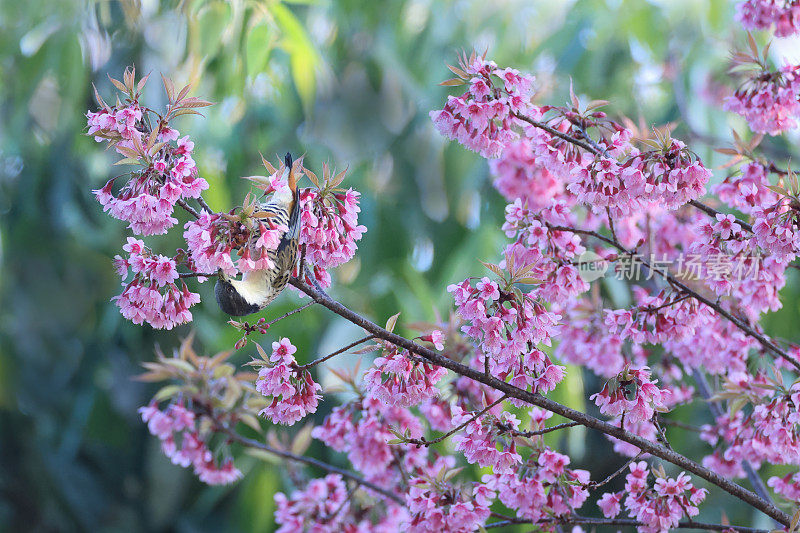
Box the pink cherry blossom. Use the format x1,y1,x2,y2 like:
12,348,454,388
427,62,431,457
737,0,800,37
364,348,447,407
112,241,199,329
255,338,322,425
724,65,800,135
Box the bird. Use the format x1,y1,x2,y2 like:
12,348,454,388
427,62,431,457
215,152,301,316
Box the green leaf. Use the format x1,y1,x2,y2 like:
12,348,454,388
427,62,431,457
194,2,231,58
385,312,401,332
113,158,142,166
270,3,319,113
153,384,182,402
246,22,275,77
244,448,281,465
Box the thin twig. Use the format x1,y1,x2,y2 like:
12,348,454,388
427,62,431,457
176,199,201,219
295,334,376,371
645,292,692,312
586,452,643,489
404,395,508,447
661,418,702,433
263,301,317,329
178,271,216,278
196,194,213,214
506,421,580,438
653,414,673,450
606,207,618,242
287,276,791,525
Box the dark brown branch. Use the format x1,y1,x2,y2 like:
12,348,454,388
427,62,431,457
196,195,213,214
218,422,403,505
512,112,599,154
287,276,791,525
176,199,201,219
688,199,753,233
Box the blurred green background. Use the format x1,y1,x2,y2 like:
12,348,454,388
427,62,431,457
2,0,800,531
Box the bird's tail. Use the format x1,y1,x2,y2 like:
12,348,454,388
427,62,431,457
285,152,298,199
284,152,301,238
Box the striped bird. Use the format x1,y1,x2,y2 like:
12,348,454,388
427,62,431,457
215,152,301,316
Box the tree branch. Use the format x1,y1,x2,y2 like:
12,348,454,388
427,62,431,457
287,277,791,525
196,195,213,214
176,199,201,219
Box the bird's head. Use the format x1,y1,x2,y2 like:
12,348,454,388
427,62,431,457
214,272,262,316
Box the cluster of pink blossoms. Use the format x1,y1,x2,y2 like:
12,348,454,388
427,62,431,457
430,53,536,158
139,402,242,485
664,314,754,375
752,197,800,262
502,200,591,305
313,397,426,484
591,366,671,424
684,213,787,321
298,187,367,288
489,137,563,207
701,377,800,474
598,462,707,532
724,65,800,136
450,406,522,473
737,0,800,36
448,276,565,398
364,346,447,407
569,137,710,216
112,237,199,329
254,338,322,425
274,473,407,533
485,447,590,521
713,162,778,215
404,475,493,533
556,299,628,378
89,104,209,235
603,287,716,345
